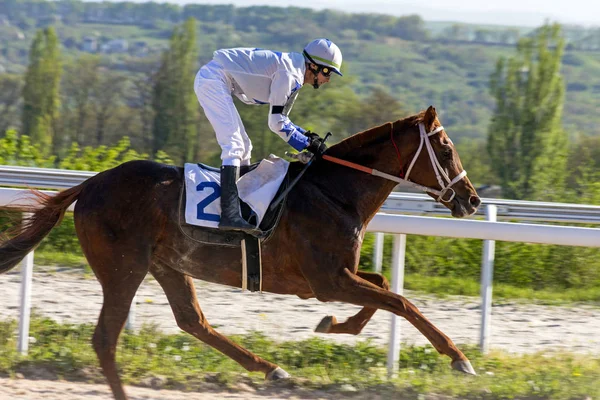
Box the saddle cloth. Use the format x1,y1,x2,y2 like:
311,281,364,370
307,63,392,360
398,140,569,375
184,155,290,229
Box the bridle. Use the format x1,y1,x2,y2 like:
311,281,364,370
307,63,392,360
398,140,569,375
322,122,467,203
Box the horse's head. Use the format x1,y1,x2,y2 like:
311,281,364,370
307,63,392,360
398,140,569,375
319,106,480,218
397,106,480,217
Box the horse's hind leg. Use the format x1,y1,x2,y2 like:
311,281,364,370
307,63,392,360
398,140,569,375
77,219,152,399
315,271,389,335
149,263,288,380
92,261,148,400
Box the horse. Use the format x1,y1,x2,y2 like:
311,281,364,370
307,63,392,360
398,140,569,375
0,106,480,400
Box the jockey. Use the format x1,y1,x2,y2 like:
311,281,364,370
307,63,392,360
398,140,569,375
194,38,343,234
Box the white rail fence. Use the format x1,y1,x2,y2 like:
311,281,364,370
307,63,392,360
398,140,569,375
2,166,600,377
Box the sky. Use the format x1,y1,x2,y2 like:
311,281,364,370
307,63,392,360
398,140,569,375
91,0,600,27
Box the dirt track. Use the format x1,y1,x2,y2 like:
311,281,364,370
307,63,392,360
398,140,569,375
1,265,600,399
0,377,356,400
1,265,599,354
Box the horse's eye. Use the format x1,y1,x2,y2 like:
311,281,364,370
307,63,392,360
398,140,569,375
443,148,453,159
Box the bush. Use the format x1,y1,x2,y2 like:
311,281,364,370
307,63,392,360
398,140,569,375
0,132,173,259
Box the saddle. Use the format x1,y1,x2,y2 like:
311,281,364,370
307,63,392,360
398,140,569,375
177,162,289,247
177,162,290,292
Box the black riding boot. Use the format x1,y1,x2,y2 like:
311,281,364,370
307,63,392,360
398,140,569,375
219,165,256,234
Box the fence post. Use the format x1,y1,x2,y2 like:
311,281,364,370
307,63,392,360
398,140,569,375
387,233,406,377
17,213,34,355
479,204,497,353
373,232,384,273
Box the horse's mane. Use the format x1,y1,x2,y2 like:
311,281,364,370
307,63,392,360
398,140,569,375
327,110,426,158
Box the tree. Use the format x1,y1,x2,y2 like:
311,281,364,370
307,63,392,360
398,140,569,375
0,74,23,135
128,69,157,153
21,27,62,154
344,88,406,135
151,17,198,163
487,23,567,200
93,69,127,145
61,55,100,147
474,29,492,43
391,15,429,41
564,134,600,204
442,24,469,41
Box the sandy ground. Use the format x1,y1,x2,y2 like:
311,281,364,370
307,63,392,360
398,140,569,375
1,265,599,353
1,265,600,399
0,376,357,400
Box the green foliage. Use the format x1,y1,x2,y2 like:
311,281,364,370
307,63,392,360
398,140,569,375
34,250,86,267
362,232,600,296
42,137,156,255
404,273,600,303
57,136,149,171
455,138,496,186
0,74,23,134
488,24,568,200
0,317,598,398
1,3,599,303
0,132,166,256
0,129,55,166
58,54,101,148
2,1,600,151
151,18,198,164
21,26,61,153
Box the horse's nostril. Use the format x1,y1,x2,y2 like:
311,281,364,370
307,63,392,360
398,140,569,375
470,195,481,208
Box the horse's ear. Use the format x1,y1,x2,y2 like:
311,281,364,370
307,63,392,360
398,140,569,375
423,105,437,130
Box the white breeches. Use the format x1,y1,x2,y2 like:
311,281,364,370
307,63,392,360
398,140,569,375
194,60,252,167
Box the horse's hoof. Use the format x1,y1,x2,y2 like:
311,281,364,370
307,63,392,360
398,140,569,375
265,367,290,381
314,315,337,333
451,359,477,375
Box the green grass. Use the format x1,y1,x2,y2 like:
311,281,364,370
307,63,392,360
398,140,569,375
404,273,600,304
35,251,87,268
0,317,598,398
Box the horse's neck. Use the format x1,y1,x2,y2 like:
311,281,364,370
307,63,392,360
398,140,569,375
310,124,409,224
342,171,398,223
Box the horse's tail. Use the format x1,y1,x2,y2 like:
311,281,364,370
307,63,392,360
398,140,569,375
0,183,85,274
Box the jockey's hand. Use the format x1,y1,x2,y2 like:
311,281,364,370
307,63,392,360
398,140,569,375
304,130,321,142
306,135,327,159
296,152,313,164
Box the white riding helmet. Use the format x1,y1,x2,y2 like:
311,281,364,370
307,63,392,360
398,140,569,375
303,38,343,76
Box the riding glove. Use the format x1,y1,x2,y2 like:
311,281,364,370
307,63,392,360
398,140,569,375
305,132,327,159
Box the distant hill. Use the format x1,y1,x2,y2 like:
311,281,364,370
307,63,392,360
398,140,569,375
1,0,599,142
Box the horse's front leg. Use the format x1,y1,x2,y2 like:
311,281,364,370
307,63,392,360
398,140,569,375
315,270,389,335
310,268,476,375
149,263,289,380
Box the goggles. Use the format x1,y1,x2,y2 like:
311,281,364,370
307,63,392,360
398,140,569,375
303,50,335,77
319,66,333,77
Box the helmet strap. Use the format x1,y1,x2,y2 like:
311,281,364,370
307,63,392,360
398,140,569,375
304,50,324,89
306,63,321,89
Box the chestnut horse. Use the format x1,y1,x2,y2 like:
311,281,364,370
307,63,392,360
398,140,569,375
0,106,480,399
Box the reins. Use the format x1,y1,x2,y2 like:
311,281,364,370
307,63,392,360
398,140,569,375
322,123,467,203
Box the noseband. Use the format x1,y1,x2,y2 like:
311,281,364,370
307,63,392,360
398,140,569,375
322,123,467,203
